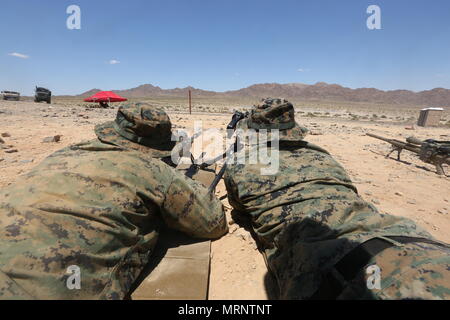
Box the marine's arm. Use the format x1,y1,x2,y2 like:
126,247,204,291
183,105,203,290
48,142,229,240
160,164,228,239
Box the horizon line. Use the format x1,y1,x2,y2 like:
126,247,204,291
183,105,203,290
59,81,450,97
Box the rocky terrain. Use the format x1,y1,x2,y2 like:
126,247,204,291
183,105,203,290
0,99,449,299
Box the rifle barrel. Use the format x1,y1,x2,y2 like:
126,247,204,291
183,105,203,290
366,133,421,154
366,133,393,143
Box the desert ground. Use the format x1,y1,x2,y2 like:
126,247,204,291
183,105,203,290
0,97,449,299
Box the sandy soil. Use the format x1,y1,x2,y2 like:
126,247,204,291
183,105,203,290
0,100,449,300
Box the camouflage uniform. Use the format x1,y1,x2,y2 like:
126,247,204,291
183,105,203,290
224,98,450,299
0,104,227,300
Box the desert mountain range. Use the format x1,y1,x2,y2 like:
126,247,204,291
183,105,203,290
78,82,450,107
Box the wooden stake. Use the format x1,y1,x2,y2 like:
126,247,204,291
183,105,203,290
189,90,192,115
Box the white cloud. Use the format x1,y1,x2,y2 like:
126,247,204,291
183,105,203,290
8,52,29,59
109,59,120,65
297,68,305,72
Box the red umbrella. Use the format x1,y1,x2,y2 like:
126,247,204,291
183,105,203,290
84,91,127,103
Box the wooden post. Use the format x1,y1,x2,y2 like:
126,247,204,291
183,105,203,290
189,90,192,115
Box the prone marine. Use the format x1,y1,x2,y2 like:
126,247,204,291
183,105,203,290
0,103,228,299
224,98,450,299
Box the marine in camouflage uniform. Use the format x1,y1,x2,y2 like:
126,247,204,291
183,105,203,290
0,103,228,299
224,98,450,299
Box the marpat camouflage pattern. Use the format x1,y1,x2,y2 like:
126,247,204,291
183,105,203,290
0,104,227,300
224,98,450,300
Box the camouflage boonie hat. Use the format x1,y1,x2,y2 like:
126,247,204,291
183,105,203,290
247,98,308,141
95,103,176,157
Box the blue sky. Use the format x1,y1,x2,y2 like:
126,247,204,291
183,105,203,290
1,0,449,95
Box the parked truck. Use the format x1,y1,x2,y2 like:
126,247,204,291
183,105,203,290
34,87,52,104
1,91,20,101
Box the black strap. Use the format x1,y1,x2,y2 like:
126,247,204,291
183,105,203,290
310,236,447,300
334,238,391,281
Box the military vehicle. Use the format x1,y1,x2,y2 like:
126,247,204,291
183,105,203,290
34,87,52,104
1,91,20,101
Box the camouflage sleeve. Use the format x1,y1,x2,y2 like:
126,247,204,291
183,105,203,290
161,169,228,239
223,174,246,213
